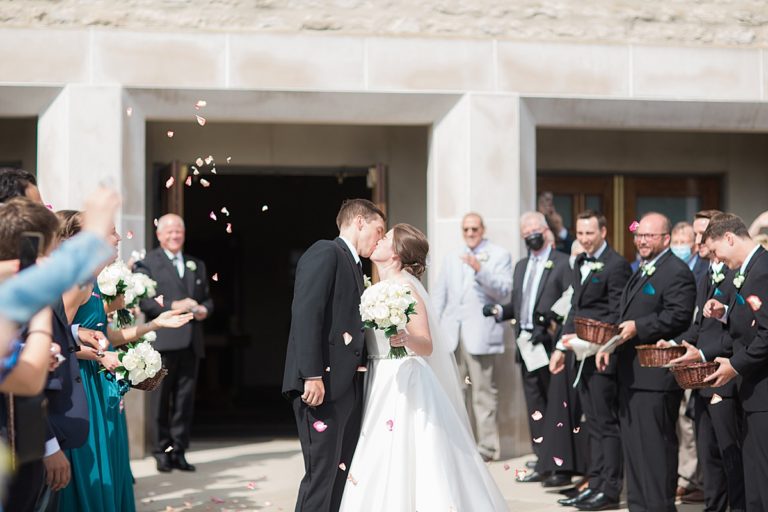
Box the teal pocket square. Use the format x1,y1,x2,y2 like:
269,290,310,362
736,293,746,305
642,282,656,295
714,288,723,297
591,277,600,284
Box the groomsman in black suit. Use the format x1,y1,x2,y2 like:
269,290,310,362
553,210,631,510
702,213,768,511
283,199,386,512
597,212,696,512
136,214,213,473
487,211,572,484
665,209,745,512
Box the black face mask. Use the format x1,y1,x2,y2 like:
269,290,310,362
524,232,545,252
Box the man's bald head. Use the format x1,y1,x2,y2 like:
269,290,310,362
634,212,672,260
156,213,185,254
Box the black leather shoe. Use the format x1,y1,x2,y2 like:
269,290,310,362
559,486,582,497
171,452,196,472
558,488,595,506
155,453,172,473
517,470,543,483
543,473,572,488
575,492,619,511
525,459,538,469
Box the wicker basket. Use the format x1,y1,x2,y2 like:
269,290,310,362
671,362,719,389
131,368,168,392
573,317,620,345
636,345,687,367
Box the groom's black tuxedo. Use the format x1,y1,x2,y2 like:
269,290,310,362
283,237,367,512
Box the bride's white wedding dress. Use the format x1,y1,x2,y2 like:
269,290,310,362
339,274,508,512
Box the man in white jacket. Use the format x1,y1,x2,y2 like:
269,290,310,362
434,212,512,461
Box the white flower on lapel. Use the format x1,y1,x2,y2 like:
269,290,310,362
476,252,490,263
711,271,725,285
363,274,372,289
544,260,554,270
185,260,197,272
733,272,746,290
641,263,656,277
589,262,604,272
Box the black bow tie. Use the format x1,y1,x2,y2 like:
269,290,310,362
577,253,596,265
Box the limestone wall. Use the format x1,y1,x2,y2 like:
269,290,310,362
2,0,768,47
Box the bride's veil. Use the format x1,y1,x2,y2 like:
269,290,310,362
404,272,472,431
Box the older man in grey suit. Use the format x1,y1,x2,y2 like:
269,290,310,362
434,212,512,462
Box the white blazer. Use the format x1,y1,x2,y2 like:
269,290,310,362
433,241,513,355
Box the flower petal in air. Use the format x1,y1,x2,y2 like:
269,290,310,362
710,394,723,405
553,457,564,467
312,420,328,433
531,410,543,421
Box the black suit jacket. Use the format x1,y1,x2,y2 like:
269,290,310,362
282,238,367,402
727,246,768,412
45,300,89,450
563,245,631,375
674,264,737,397
136,247,213,358
617,250,696,391
691,254,709,284
498,249,572,355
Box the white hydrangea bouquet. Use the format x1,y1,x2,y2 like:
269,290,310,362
97,261,157,327
116,335,163,388
359,280,418,359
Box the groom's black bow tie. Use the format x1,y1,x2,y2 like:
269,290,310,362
577,253,596,265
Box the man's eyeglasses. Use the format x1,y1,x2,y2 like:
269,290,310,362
463,227,481,233
633,233,669,241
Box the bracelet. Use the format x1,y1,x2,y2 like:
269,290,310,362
25,330,54,341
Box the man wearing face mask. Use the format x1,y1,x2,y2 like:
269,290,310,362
434,212,512,463
484,211,571,481
671,222,709,284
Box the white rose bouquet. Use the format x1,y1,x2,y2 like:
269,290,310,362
116,338,163,386
359,280,418,359
128,272,157,307
97,261,136,327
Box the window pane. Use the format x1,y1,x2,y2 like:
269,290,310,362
585,195,603,214
636,196,700,226
553,195,573,231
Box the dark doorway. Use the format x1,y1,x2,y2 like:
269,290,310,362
167,169,372,437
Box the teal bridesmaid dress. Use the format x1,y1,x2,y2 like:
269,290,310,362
59,284,136,511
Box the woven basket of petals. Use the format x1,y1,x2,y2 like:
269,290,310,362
573,317,619,345
636,345,686,367
131,368,168,392
670,362,718,389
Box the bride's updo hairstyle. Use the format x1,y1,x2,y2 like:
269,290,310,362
392,223,428,278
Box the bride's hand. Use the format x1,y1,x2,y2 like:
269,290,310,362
390,330,409,348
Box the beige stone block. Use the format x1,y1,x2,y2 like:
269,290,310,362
497,41,629,96
229,34,365,90
0,29,89,84
469,95,521,220
430,97,470,219
633,45,762,100
367,37,494,91
92,30,226,88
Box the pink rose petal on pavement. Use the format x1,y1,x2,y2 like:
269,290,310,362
165,176,175,189
154,295,164,307
629,220,640,233
212,273,219,282
338,463,347,471
209,211,217,221
211,496,225,504
553,457,564,467
533,437,543,443
200,178,211,188
246,482,257,490
126,230,134,239
531,410,543,421
196,115,206,126
503,464,510,471
710,394,723,405
385,419,394,431
185,176,192,187
312,420,328,433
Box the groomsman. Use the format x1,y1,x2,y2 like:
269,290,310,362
598,212,696,512
554,210,631,510
434,212,512,462
702,213,768,511
487,211,571,482
666,209,745,512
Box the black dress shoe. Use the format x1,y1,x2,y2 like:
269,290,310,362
525,459,538,469
558,488,595,506
517,470,543,483
542,473,572,488
558,485,583,497
171,452,196,472
155,453,172,473
575,492,619,511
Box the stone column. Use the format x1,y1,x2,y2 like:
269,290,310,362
37,84,149,458
427,92,537,458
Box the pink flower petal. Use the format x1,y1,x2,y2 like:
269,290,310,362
531,410,543,421
153,218,159,227
553,456,564,467
261,205,269,212
563,401,568,408
312,420,328,433
200,178,210,188
166,130,174,138
573,427,581,434
196,115,206,126
246,482,257,490
221,207,230,216
710,393,723,405
211,496,225,504
557,422,564,428
185,176,192,187
195,100,207,109
154,295,164,307
347,474,358,486
325,366,331,372
226,223,232,234
211,167,217,174
356,365,367,372
338,462,347,471
205,155,214,165
195,157,204,167
503,463,510,471
226,156,232,163
533,436,543,443
209,211,217,221
385,419,394,431
212,273,219,282
192,168,200,176
165,177,175,189
629,220,640,233
126,230,134,239
126,107,133,117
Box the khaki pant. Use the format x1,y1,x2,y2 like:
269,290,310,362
677,389,703,490
456,340,500,459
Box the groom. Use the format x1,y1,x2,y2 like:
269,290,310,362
283,199,386,512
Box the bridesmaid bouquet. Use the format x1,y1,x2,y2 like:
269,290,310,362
98,261,135,327
359,281,418,359
116,338,163,386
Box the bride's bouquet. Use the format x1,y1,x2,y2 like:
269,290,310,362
97,262,157,327
116,336,163,386
359,280,418,359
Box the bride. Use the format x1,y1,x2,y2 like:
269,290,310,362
339,224,509,512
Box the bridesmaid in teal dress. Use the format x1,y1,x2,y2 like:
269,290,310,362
56,211,192,512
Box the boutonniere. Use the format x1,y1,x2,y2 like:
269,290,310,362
588,262,604,272
733,272,746,290
476,252,489,263
363,274,372,288
711,271,725,285
544,260,554,270
185,260,197,272
641,263,656,276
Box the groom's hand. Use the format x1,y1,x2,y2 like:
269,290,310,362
302,378,325,407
